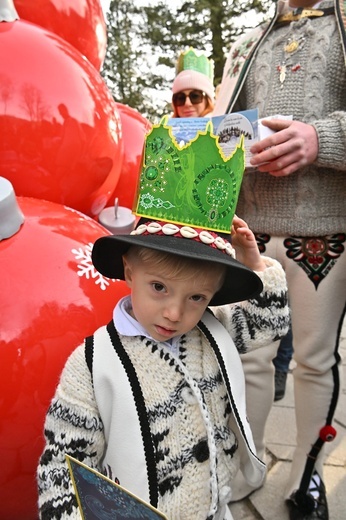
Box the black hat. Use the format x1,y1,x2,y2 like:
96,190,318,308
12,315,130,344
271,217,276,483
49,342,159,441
93,119,263,305
92,219,263,306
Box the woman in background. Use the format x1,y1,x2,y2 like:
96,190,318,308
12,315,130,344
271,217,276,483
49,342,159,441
171,47,215,118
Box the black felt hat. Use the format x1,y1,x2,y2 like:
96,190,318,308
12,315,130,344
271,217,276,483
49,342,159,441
93,119,263,305
92,219,263,306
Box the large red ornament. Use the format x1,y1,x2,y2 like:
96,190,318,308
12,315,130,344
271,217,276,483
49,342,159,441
109,103,152,209
14,0,107,70
0,19,123,217
0,195,130,520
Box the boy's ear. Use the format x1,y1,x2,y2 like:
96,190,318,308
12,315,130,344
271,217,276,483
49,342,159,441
122,256,133,287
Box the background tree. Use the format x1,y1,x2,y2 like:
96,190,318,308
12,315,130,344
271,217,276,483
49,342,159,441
101,0,273,119
101,0,148,112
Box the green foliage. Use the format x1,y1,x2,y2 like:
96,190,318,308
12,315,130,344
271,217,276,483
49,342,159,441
101,0,272,119
101,0,147,111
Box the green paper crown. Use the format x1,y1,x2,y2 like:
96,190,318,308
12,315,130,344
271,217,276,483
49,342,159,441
133,119,245,234
176,47,214,81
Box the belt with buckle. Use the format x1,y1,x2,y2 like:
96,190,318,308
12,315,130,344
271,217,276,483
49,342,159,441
276,7,335,26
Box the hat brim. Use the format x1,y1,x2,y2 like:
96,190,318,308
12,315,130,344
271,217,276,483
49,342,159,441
92,231,263,306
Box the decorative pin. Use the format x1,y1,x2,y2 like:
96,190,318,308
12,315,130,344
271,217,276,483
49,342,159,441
284,40,300,53
277,34,306,87
278,64,287,85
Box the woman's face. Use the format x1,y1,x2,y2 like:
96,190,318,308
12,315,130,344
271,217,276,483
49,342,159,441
172,89,208,118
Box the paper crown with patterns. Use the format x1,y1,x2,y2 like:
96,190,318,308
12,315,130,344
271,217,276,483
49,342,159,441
175,47,214,80
133,117,245,234
92,119,263,305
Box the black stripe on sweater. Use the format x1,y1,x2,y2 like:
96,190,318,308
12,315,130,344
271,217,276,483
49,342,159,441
106,320,159,509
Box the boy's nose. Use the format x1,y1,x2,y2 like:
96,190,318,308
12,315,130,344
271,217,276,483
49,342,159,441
163,302,183,322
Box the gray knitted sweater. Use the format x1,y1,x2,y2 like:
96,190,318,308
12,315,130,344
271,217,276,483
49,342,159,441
233,1,346,236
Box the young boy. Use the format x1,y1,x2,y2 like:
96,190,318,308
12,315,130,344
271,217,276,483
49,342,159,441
37,214,289,520
37,120,289,519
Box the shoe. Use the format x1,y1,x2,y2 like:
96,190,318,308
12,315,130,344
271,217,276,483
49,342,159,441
286,472,329,519
274,369,288,401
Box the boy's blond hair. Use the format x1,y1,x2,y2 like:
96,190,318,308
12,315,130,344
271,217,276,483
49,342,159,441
124,245,226,289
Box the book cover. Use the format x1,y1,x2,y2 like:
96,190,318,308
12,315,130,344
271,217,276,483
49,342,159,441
167,109,259,168
66,455,168,520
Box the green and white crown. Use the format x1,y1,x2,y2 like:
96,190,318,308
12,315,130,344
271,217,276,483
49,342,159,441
176,47,214,81
133,119,245,234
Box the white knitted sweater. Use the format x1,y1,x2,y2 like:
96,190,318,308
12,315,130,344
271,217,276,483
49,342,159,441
37,257,289,520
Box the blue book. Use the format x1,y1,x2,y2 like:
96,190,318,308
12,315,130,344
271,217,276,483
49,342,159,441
66,455,168,520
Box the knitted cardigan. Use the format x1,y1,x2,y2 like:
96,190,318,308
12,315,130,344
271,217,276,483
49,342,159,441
37,257,289,520
214,0,346,237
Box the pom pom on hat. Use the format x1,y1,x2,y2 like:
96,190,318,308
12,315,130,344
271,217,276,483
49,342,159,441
172,70,215,101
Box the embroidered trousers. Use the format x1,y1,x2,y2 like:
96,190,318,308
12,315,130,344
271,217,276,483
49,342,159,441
234,234,346,500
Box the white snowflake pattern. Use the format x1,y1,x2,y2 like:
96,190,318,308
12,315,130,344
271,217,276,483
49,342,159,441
72,242,115,291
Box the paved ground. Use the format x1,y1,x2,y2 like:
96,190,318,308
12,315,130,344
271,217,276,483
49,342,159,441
230,317,346,520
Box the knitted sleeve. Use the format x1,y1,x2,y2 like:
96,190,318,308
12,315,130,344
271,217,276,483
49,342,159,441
37,344,105,519
212,256,289,353
312,111,346,170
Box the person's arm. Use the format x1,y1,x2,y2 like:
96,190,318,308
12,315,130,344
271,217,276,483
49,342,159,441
212,24,266,117
230,215,266,271
249,111,346,176
212,253,289,353
37,345,105,519
249,119,319,176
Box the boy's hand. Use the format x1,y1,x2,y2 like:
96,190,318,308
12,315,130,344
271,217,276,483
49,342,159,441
231,216,266,271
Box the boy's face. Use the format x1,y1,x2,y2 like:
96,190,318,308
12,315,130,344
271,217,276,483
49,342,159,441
123,256,223,342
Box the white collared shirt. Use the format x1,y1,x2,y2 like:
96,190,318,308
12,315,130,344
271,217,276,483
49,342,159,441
113,296,182,355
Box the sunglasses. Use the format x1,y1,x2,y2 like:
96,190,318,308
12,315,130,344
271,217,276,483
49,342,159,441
172,90,206,107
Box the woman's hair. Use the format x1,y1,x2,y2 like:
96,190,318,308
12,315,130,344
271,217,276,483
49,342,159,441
124,245,225,290
171,94,214,118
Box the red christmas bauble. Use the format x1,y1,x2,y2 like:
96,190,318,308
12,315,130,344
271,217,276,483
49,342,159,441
0,19,123,217
0,196,130,520
14,0,107,70
109,103,152,209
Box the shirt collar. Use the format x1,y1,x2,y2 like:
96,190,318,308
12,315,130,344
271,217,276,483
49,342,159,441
113,295,182,354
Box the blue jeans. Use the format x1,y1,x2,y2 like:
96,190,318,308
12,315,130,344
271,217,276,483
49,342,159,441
273,326,293,373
